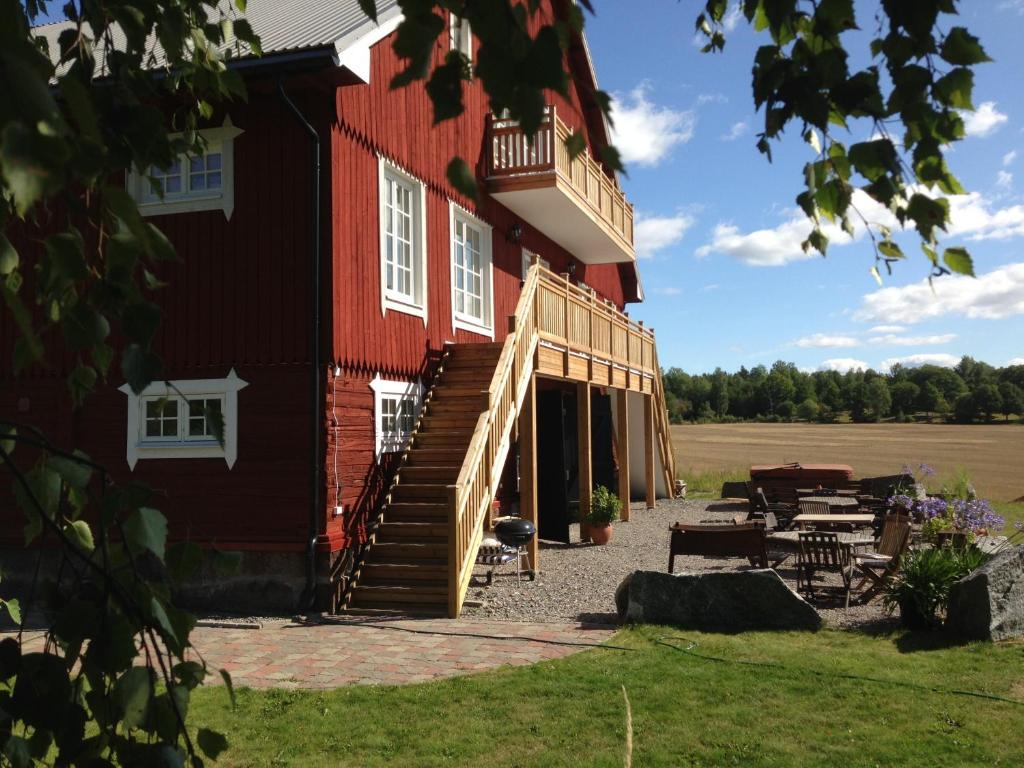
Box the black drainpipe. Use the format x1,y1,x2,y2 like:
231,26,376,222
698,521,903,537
278,80,322,612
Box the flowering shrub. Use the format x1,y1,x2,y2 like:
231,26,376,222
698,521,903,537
888,464,1005,541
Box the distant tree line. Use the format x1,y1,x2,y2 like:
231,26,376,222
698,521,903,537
662,357,1024,425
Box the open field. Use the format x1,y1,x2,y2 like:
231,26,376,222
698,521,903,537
672,422,1024,503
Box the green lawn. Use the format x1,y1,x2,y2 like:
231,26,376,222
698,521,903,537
189,626,1024,767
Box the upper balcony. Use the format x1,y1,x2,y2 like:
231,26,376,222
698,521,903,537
484,107,635,265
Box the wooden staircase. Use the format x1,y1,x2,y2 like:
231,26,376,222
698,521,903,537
347,343,503,616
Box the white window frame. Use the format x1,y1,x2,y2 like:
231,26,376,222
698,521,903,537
378,157,428,325
450,202,494,338
449,13,473,61
521,248,550,279
370,375,423,459
126,117,243,220
118,369,248,470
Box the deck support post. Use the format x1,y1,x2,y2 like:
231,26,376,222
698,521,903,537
520,375,539,573
643,393,656,510
577,381,592,525
617,388,630,522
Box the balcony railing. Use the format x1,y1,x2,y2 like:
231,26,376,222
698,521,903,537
486,106,634,250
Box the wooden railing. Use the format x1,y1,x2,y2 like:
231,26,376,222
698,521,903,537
535,268,655,376
447,265,541,617
487,106,634,248
652,346,677,494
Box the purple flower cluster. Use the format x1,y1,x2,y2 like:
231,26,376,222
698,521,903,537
950,498,1005,533
917,497,950,519
917,462,937,477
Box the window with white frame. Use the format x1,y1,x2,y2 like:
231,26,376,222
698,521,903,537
450,204,493,336
521,248,550,279
119,369,248,469
450,13,472,60
127,118,243,219
378,157,428,322
370,376,422,458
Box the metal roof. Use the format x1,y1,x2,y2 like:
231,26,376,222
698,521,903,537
31,0,401,72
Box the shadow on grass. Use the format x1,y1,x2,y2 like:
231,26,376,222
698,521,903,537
894,628,977,653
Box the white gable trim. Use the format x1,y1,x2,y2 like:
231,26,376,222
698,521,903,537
333,7,404,83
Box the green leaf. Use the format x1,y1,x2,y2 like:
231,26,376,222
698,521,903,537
2,597,21,625
69,363,99,406
14,465,62,523
933,68,974,110
940,27,991,66
1,284,44,369
0,123,63,215
174,660,207,689
62,304,111,351
92,342,115,376
0,234,18,276
67,519,95,552
906,193,950,243
122,343,164,394
878,240,904,259
356,0,377,22
212,548,242,576
943,246,975,276
115,666,153,729
197,728,229,761
167,541,203,583
3,735,31,768
848,139,896,182
445,157,478,202
219,669,237,709
47,450,93,488
124,506,168,560
565,130,586,161
804,228,829,255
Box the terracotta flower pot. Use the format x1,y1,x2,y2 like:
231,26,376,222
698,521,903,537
589,523,613,545
579,521,592,542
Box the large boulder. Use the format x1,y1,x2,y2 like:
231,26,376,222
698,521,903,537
615,569,822,632
947,545,1024,641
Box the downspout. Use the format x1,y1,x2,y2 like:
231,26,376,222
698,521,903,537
278,79,323,612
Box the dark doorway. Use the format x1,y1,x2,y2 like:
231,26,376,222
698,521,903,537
535,387,616,544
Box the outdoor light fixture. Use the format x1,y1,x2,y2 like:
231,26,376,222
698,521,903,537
507,222,523,243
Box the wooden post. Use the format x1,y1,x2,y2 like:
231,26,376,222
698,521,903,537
562,273,571,378
446,484,460,618
577,381,592,526
643,393,656,510
520,375,539,573
617,388,630,522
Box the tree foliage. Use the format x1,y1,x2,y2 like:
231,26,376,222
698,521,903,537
697,0,990,280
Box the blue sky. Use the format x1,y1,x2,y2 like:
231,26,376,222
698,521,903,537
584,1,1024,374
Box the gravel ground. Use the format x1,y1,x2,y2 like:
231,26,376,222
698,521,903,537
463,497,896,632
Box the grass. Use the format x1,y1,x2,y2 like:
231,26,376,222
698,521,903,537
679,466,747,498
188,626,1024,767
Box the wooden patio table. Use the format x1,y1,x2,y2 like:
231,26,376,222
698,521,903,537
799,495,860,508
793,513,876,530
767,530,874,549
796,488,859,497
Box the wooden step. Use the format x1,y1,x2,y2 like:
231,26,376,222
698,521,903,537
351,584,448,605
445,356,500,370
430,386,490,400
426,399,485,415
361,563,448,582
342,603,447,618
449,341,504,354
376,521,448,541
412,430,473,448
399,465,460,484
438,368,495,383
404,448,466,467
368,541,448,560
384,502,448,521
391,483,448,502
418,414,480,430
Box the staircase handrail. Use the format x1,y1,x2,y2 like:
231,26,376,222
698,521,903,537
447,263,541,617
651,345,677,491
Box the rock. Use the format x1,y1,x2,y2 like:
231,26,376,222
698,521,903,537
946,545,1024,641
615,569,822,632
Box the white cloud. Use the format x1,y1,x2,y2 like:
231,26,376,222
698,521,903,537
999,0,1024,14
867,333,957,346
880,353,960,370
1008,357,1024,365
699,283,720,293
944,192,1024,240
652,286,682,296
1003,150,1018,166
818,358,870,373
854,263,1024,324
609,85,695,168
868,325,906,334
997,170,1014,190
793,333,861,349
961,102,1009,138
696,93,727,105
723,3,744,31
634,212,696,258
720,121,749,141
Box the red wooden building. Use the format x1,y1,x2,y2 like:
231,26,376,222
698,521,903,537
3,1,676,616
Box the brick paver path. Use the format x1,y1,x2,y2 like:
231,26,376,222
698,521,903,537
189,617,616,689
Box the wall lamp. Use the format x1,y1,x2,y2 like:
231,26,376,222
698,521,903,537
507,222,523,244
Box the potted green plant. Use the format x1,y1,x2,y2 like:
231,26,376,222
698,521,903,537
585,485,621,545
883,547,989,629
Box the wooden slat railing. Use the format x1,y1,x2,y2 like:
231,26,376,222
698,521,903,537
447,264,541,617
487,106,634,248
651,345,677,494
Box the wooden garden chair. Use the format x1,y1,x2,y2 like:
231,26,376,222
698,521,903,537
668,523,769,572
799,500,854,533
851,516,912,604
796,531,853,608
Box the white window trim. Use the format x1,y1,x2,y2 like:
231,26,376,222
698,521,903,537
378,156,428,326
369,375,423,460
521,248,550,279
126,117,243,220
449,13,472,61
449,202,494,339
118,369,248,470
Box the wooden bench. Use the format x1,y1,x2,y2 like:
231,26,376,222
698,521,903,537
668,523,769,572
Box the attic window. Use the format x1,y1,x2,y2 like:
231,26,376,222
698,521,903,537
450,14,472,60
127,118,243,220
